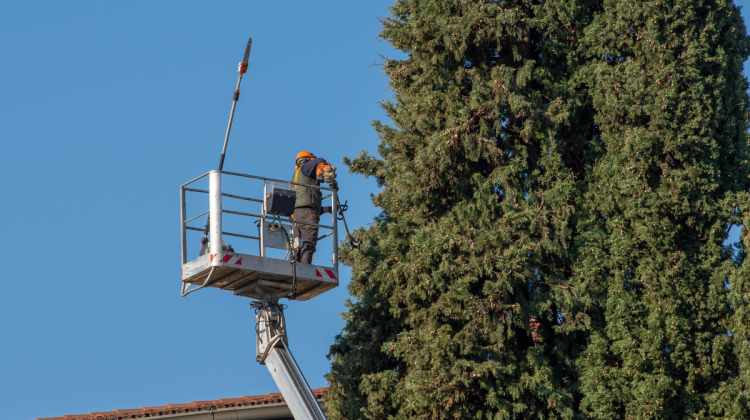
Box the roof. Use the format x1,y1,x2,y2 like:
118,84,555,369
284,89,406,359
35,387,328,420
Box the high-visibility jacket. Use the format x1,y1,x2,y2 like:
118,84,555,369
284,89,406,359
292,158,324,214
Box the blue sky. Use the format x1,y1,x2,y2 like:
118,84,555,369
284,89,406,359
0,2,400,419
0,2,746,419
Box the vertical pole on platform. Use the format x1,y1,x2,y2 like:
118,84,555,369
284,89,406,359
181,186,187,265
209,170,223,257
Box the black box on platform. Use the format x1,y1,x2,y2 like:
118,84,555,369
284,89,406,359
266,186,296,217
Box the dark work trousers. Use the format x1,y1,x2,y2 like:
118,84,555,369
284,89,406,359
293,206,319,264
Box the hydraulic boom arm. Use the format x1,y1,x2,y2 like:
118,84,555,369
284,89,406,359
252,296,327,420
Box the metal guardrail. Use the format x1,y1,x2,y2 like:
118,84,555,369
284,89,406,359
180,170,338,271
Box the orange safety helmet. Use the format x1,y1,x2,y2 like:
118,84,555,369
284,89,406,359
295,151,314,168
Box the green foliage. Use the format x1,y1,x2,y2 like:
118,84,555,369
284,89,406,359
326,0,750,419
571,1,750,418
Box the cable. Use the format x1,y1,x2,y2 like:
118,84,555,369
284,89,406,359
291,260,297,300
269,216,298,300
336,197,359,248
337,200,349,220
181,267,216,297
252,301,270,343
251,300,288,344
280,224,297,300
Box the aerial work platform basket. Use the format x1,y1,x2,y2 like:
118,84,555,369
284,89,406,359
180,170,339,300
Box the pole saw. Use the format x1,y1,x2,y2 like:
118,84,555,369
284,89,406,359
219,38,253,170
202,38,253,246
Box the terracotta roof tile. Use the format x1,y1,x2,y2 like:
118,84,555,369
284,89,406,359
35,387,328,420
215,397,245,404
163,403,192,409
188,401,215,407
112,409,142,415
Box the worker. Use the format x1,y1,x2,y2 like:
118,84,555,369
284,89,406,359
292,151,337,264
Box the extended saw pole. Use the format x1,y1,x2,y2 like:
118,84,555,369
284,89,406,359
218,38,253,170
202,38,253,243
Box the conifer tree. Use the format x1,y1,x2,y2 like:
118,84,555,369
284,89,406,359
327,1,594,418
569,1,750,418
325,0,750,419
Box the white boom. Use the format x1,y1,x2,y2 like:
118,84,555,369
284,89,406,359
252,297,327,420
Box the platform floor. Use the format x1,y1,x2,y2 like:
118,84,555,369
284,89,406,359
182,252,338,301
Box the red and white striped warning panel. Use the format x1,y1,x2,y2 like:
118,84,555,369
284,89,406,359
210,253,243,265
206,253,336,281
315,268,337,280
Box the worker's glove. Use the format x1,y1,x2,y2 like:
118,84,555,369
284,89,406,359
321,206,332,214
322,166,337,183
